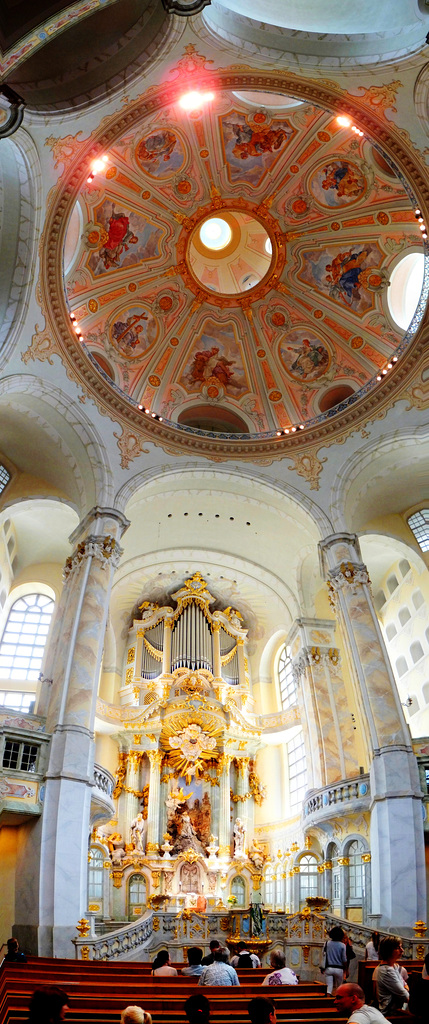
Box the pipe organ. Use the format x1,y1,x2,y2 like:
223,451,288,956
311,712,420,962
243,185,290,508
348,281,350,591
171,602,213,672
124,572,248,695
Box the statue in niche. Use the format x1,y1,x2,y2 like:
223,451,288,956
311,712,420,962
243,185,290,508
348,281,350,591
189,792,211,847
130,812,145,852
233,817,246,858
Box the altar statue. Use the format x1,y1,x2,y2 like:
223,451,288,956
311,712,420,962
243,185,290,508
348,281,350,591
248,837,266,871
173,809,205,856
233,817,246,857
130,812,145,852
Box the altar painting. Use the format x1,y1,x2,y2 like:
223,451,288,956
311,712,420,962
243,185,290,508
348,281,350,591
135,129,185,179
298,242,383,313
280,330,331,382
87,201,163,275
221,113,295,186
181,320,248,396
310,160,367,207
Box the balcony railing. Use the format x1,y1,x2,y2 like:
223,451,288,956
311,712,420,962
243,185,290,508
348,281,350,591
303,774,370,821
93,763,115,797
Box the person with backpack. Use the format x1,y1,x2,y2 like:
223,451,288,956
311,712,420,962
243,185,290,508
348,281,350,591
231,941,261,969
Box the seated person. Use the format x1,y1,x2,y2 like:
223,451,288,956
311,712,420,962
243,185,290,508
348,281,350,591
248,997,276,1024
373,937,409,1013
201,941,221,966
151,950,178,977
182,947,204,977
28,987,69,1024
334,983,391,1024
4,938,27,963
184,994,210,1024
199,947,240,986
231,941,261,969
121,1008,152,1024
261,951,298,986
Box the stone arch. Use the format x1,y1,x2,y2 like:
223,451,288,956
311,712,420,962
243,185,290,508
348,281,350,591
0,130,43,371
0,376,115,516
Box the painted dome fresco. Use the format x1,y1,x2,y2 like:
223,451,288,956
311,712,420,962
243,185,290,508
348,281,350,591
58,72,427,450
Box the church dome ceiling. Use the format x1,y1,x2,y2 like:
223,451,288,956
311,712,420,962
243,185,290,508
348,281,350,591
41,68,428,460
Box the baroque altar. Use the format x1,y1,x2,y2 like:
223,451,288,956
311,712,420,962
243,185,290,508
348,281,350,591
93,574,269,922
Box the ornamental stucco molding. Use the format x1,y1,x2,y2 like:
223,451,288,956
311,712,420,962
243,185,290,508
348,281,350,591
63,535,123,581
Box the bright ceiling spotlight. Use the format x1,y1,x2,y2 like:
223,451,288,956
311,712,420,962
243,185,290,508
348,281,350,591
91,155,108,174
265,237,273,256
179,90,214,112
138,405,143,410
336,115,352,128
199,217,232,250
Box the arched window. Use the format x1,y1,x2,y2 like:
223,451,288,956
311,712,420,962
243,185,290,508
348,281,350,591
407,509,429,552
264,872,274,909
396,656,408,677
387,574,399,595
128,873,147,919
412,590,424,611
398,607,411,628
0,593,54,681
410,641,424,664
231,875,246,907
422,682,429,705
88,847,104,902
347,839,365,901
288,729,308,810
374,590,386,612
0,465,10,495
278,644,297,709
399,559,411,578
299,854,318,907
385,623,397,641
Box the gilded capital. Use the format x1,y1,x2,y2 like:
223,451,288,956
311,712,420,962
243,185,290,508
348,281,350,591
148,750,163,770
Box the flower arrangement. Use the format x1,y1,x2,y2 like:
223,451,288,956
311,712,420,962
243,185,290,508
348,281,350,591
227,895,237,905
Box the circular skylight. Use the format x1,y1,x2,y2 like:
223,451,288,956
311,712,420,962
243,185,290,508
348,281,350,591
199,217,232,250
388,252,425,331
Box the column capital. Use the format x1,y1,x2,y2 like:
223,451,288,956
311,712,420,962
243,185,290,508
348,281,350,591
63,534,123,582
147,750,163,770
318,532,362,575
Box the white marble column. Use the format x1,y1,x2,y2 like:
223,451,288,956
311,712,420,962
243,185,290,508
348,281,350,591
236,757,250,841
218,754,232,860
288,618,359,787
319,532,426,928
123,751,141,843
146,750,163,855
14,506,129,957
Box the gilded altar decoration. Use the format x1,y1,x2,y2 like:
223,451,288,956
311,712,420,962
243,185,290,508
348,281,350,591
248,760,267,805
76,918,90,937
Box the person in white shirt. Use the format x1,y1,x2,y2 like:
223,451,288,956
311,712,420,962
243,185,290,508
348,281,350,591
261,952,298,987
151,949,178,976
334,983,392,1024
365,933,380,962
